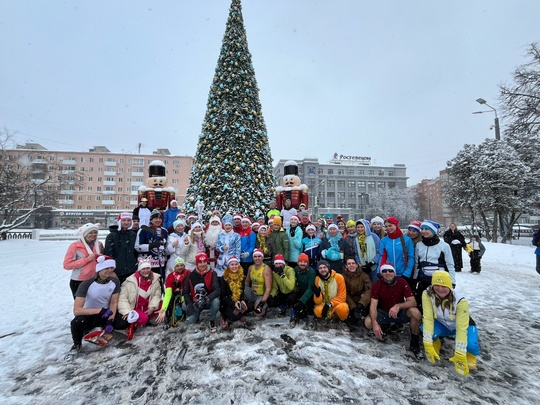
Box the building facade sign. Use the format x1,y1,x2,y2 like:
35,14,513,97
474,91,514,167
332,153,371,165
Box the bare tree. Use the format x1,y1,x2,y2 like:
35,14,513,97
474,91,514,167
0,127,84,232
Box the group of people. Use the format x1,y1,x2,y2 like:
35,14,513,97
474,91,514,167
62,203,481,376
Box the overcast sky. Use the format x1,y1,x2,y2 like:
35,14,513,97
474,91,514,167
1,0,538,185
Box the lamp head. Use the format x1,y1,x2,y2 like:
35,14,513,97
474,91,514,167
476,98,487,105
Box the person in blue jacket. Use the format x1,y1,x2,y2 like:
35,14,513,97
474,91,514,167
379,217,415,286
163,200,179,230
354,219,381,280
239,216,257,275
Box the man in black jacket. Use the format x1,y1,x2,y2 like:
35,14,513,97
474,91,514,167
104,212,137,284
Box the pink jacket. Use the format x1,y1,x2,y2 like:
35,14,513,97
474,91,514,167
63,240,104,281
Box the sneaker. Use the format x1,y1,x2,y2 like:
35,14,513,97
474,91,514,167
289,317,297,328
126,323,135,341
209,320,217,334
65,343,81,361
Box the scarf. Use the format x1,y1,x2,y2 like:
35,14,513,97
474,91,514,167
223,267,244,302
289,225,297,238
257,234,269,255
387,228,403,240
422,235,440,247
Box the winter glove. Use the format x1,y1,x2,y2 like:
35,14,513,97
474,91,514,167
321,303,332,319
354,304,368,319
424,341,440,365
99,308,113,318
311,284,321,297
293,300,306,313
104,320,114,334
273,266,285,277
240,252,250,259
149,240,161,249
195,297,208,310
449,352,469,376
254,300,266,314
321,250,327,259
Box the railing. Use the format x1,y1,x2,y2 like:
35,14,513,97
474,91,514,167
0,231,33,240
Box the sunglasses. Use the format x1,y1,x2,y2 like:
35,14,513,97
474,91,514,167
381,269,395,274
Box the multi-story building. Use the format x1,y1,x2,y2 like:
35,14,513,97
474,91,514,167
411,170,455,226
274,155,408,220
8,143,192,228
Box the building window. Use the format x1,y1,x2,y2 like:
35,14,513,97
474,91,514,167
368,181,376,190
388,171,394,176
368,170,374,176
132,158,144,166
327,180,335,187
80,157,85,162
348,169,354,175
173,169,179,174
378,182,385,189
338,169,344,175
348,204,356,209
348,192,356,199
106,177,114,182
348,181,356,188
388,182,396,188
328,169,334,175
318,168,323,174
327,192,335,198
88,177,93,181
119,159,124,163
337,180,345,187
87,186,92,191
97,186,102,191
358,170,364,175
86,196,92,201
118,187,122,192
172,179,179,184
77,196,83,201
98,167,103,172
338,192,345,199
89,167,94,172
97,177,102,182
89,158,94,162
96,196,101,201
127,178,131,183
99,158,103,162
358,181,366,188
118,178,122,182
378,170,385,176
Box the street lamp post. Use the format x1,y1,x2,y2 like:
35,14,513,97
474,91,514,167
312,179,326,219
473,98,501,140
473,97,500,242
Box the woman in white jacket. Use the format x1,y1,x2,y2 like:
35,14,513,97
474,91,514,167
165,220,187,276
180,222,206,271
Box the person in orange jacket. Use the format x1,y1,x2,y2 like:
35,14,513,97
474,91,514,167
312,260,349,324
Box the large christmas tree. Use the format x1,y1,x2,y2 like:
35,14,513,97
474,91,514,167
183,0,276,218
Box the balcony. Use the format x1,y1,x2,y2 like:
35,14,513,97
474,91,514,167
103,181,116,186
31,158,47,164
104,170,117,176
58,199,75,205
61,170,75,174
103,190,116,195
104,161,117,167
130,200,139,206
132,172,144,177
62,159,76,165
60,190,75,195
102,200,115,205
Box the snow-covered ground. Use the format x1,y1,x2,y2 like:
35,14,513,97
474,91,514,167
1,236,539,404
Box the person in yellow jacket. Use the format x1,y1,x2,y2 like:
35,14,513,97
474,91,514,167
267,254,297,316
245,249,273,317
422,270,481,376
312,260,349,323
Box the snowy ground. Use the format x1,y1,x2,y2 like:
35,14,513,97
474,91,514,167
1,237,539,404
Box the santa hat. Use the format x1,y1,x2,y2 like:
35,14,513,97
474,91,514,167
191,222,203,230
274,254,286,265
241,216,252,224
290,215,301,224
371,216,384,225
187,213,197,220
176,211,186,218
75,223,101,254
385,217,399,227
227,256,239,266
96,255,115,272
306,224,316,232
233,214,243,220
209,215,221,225
127,310,139,324
117,212,133,229
170,200,178,206
421,220,440,235
253,249,264,257
137,257,152,271
196,252,208,264
251,222,260,229
380,263,395,273
408,220,422,233
258,225,268,231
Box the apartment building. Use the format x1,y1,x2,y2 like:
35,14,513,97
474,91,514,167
9,143,192,228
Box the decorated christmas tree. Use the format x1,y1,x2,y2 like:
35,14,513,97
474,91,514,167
183,0,276,219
